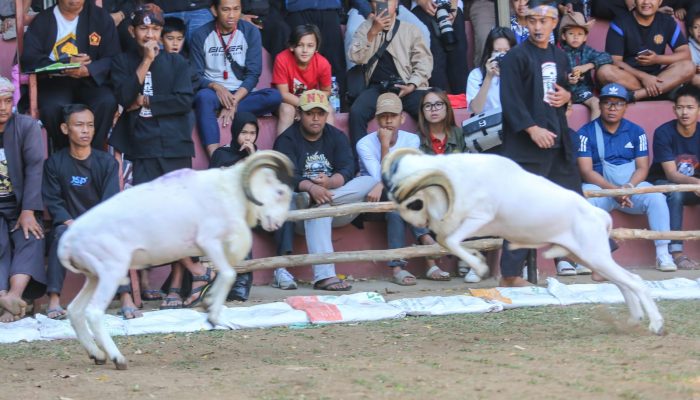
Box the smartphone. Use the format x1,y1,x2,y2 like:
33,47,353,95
375,0,388,16
637,49,653,57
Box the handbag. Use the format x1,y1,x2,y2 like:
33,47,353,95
593,121,636,186
462,108,503,153
346,20,401,103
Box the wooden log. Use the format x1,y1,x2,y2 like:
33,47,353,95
584,184,700,198
235,238,503,272
611,229,700,241
287,201,396,221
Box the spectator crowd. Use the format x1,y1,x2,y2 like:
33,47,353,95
0,0,699,323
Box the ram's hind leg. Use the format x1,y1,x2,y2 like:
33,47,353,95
438,218,490,278
67,274,106,364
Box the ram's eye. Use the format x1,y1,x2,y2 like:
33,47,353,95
406,199,423,211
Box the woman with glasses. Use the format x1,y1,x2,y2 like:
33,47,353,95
467,27,517,115
417,88,466,155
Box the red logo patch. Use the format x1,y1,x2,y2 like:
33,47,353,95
89,32,101,46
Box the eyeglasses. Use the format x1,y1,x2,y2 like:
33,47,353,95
601,101,626,109
422,101,445,111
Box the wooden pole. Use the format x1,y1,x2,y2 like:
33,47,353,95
584,184,700,198
235,238,503,272
234,229,700,272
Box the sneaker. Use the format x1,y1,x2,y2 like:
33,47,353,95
656,255,677,272
271,268,298,290
464,268,482,283
556,260,577,276
575,264,592,275
457,260,469,277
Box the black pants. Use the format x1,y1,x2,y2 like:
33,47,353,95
348,85,424,156
287,9,346,101
261,6,290,58
412,7,468,95
500,146,582,278
591,0,629,20
38,76,117,152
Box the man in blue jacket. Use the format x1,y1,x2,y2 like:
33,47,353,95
191,0,281,156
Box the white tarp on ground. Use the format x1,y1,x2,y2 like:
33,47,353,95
1,278,699,344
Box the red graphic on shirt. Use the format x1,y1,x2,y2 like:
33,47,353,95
676,154,699,177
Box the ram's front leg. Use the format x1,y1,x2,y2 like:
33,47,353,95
436,217,490,278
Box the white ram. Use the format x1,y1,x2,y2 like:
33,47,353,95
58,151,294,369
381,149,663,334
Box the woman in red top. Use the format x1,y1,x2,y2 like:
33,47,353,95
417,88,466,154
272,24,334,135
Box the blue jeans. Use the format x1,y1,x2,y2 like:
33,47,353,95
655,179,700,252
386,211,430,268
164,9,214,43
583,181,671,253
194,88,282,146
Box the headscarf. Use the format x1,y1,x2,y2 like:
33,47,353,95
209,112,259,168
0,76,14,99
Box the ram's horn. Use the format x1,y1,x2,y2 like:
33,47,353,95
380,148,422,191
392,169,454,217
241,150,295,206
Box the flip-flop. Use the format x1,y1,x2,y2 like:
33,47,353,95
160,288,183,310
47,306,67,320
118,306,143,320
392,269,417,286
313,277,352,291
141,289,163,301
426,265,451,281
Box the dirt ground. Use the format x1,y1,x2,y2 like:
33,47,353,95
1,270,700,400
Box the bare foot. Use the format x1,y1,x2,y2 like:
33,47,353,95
119,294,143,320
499,276,533,287
0,293,27,317
0,309,17,323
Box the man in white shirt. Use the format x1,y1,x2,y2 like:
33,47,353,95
357,92,452,285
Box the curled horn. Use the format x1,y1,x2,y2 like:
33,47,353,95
380,148,423,192
392,169,454,217
241,150,295,206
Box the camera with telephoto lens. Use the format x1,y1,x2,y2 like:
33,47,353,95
379,75,405,95
435,0,456,50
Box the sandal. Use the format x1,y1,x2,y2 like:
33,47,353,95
185,268,216,308
426,265,451,281
46,306,67,320
392,269,417,286
674,255,699,270
118,306,143,320
313,277,352,291
159,288,183,310
141,289,163,301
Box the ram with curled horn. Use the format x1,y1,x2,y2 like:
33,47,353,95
381,152,665,336
57,150,294,370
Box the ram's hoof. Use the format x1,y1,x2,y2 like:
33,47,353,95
113,357,128,370
90,355,106,365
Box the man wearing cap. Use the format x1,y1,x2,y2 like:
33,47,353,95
0,77,46,323
272,89,375,291
356,93,448,285
598,0,694,101
498,0,578,287
191,0,282,157
577,82,677,271
21,0,119,151
110,5,214,306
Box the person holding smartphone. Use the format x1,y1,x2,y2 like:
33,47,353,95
598,0,694,101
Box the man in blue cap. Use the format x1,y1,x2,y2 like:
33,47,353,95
576,82,677,272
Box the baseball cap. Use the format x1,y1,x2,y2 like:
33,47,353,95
131,4,165,27
599,83,629,101
299,90,330,113
375,93,402,116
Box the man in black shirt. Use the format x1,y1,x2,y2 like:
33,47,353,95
42,104,143,319
499,0,578,287
273,90,375,291
598,0,694,101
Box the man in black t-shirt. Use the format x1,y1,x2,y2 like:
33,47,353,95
598,0,695,101
42,104,143,320
272,90,376,291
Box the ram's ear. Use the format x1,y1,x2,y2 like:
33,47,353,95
423,186,450,221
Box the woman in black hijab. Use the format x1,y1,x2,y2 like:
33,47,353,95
210,112,259,168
